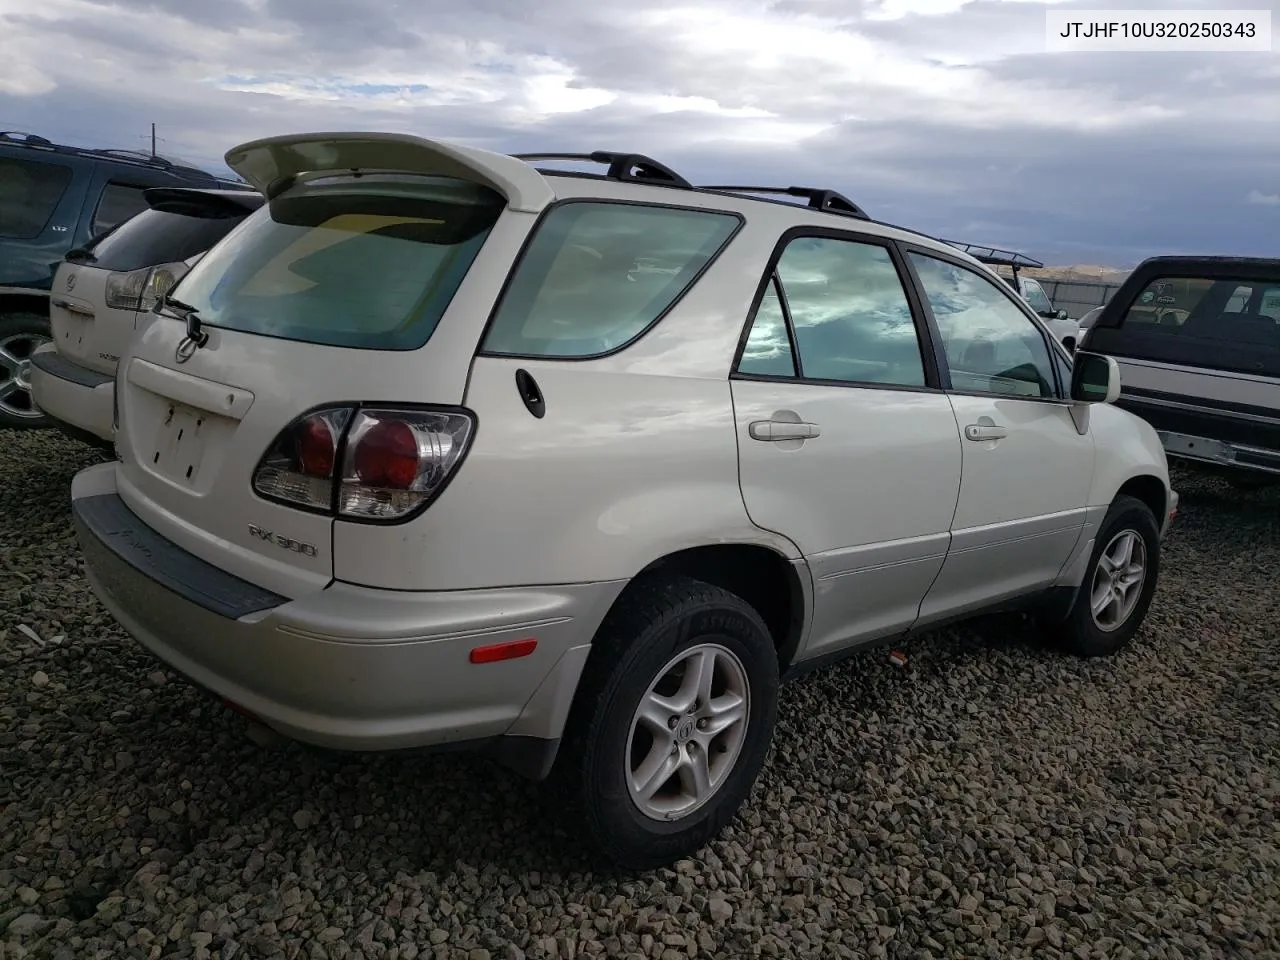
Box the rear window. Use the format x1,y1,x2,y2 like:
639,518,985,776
0,156,73,239
169,176,505,350
481,201,742,358
1093,273,1280,378
87,205,253,272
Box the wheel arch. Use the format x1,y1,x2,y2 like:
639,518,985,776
633,542,811,669
0,291,52,322
1116,473,1167,525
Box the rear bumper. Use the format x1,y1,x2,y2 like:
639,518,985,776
1158,429,1280,478
71,462,623,761
29,344,115,445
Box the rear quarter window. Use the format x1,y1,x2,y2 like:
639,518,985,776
0,156,74,239
87,206,253,272
1091,273,1280,378
481,201,742,358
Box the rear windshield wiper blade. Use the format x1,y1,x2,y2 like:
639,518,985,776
157,294,209,347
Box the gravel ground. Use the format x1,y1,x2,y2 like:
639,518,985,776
2,428,1278,960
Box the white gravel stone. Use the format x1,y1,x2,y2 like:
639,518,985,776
2,436,1279,960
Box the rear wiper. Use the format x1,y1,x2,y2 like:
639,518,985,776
157,293,209,348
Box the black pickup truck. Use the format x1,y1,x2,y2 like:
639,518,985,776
1080,255,1280,488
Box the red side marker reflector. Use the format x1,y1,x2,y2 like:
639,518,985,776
470,638,538,664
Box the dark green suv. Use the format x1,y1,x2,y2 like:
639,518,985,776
0,131,248,429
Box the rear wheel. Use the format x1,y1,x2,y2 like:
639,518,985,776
556,575,779,870
0,312,54,429
1051,494,1161,657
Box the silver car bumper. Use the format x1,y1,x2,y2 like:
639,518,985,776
70,462,623,759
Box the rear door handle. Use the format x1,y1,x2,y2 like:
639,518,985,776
749,420,821,442
964,423,1008,441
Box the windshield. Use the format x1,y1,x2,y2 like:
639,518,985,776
169,176,505,350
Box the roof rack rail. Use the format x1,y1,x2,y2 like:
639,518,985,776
1,131,55,148
512,151,691,188
697,185,870,220
941,240,1044,271
92,147,174,168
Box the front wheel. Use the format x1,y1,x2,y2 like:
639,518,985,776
1051,494,1161,657
555,575,779,870
0,312,54,429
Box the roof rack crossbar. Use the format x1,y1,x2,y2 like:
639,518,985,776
941,239,1044,271
511,151,691,188
696,184,869,219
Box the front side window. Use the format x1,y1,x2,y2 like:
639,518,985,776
0,157,73,239
737,236,927,387
482,201,740,358
93,182,150,236
169,176,505,350
909,252,1057,399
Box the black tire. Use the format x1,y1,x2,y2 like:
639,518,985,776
0,311,54,430
1051,494,1161,657
553,575,779,871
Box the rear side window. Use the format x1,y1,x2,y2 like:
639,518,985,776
169,176,505,350
737,236,927,387
0,157,73,239
481,201,741,358
92,182,150,235
1094,273,1280,378
87,206,252,272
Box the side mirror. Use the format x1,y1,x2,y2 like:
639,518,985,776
1056,309,1068,320
1070,351,1121,404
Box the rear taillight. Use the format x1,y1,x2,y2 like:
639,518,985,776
104,262,188,312
252,408,352,513
251,406,474,522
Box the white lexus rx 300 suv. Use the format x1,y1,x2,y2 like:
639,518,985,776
30,187,263,448
70,133,1178,870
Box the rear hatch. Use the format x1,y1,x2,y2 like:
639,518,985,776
112,133,553,598
49,188,263,376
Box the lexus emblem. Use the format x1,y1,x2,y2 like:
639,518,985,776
65,273,76,291
174,337,199,364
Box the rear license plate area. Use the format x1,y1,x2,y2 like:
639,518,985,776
151,402,213,485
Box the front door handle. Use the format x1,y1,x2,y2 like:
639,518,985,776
964,423,1008,441
749,419,821,442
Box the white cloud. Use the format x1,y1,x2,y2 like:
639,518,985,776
1248,190,1280,206
0,0,1275,264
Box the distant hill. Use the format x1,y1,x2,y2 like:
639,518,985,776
1023,265,1130,282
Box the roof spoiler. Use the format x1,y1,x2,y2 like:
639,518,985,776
224,132,556,213
143,186,265,216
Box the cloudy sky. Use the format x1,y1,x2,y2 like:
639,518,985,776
2,0,1276,267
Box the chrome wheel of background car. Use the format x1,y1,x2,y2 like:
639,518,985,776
0,331,52,422
1090,529,1147,632
625,642,750,821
